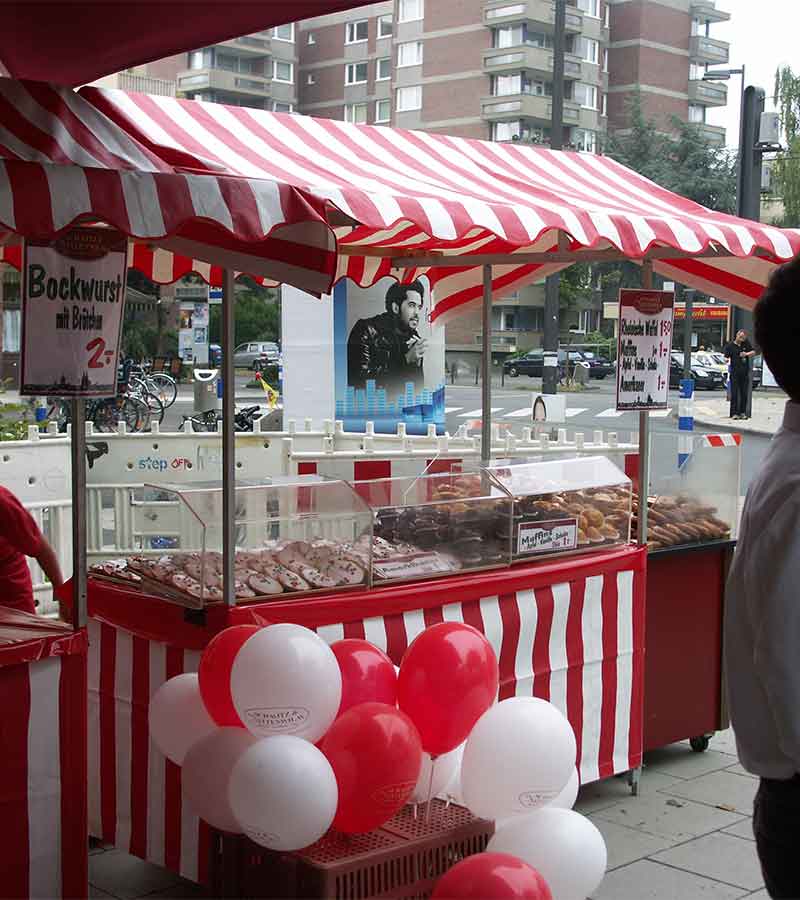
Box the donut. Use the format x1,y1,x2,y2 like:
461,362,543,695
295,565,338,590
184,559,204,581
234,581,256,600
171,572,199,593
247,574,283,595
326,559,365,585
275,569,310,592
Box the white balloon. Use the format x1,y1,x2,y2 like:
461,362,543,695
548,767,580,810
182,728,259,832
148,673,216,765
229,735,338,851
441,743,466,804
230,623,342,743
488,808,607,900
461,697,576,820
410,749,460,803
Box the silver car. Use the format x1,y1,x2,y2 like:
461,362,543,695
232,341,280,370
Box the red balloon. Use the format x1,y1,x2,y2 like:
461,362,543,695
398,623,498,755
198,625,260,726
331,639,397,717
320,702,422,833
432,853,553,900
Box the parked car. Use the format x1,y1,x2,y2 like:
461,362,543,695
668,355,725,390
232,341,280,371
503,349,613,380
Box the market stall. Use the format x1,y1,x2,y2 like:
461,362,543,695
0,74,797,891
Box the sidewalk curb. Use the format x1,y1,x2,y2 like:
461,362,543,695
673,410,775,437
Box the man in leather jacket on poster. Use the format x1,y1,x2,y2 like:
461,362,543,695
347,280,427,393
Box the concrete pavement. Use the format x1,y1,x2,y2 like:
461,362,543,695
691,392,786,437
87,730,766,899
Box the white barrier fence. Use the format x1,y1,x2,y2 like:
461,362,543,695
4,420,637,616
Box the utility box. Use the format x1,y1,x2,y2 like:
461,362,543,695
193,368,220,413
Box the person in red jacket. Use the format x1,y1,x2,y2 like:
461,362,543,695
0,485,64,614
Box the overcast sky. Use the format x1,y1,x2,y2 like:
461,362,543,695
705,0,800,147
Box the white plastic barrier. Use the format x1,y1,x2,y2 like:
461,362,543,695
7,419,637,615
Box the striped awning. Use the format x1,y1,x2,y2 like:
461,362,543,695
1,78,799,319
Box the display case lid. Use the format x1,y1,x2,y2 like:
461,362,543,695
484,456,631,496
352,470,508,509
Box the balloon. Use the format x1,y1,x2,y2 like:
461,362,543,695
431,853,553,900
331,639,397,716
397,623,498,755
199,625,260,726
320,702,423,833
148,673,217,765
230,623,342,743
548,768,580,811
182,727,258,832
461,698,576,820
410,748,461,804
229,735,338,851
488,809,607,900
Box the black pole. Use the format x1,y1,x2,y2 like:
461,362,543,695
543,0,566,396
683,289,694,379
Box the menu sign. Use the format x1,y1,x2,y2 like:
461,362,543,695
20,227,128,397
373,553,455,580
518,518,578,556
616,289,675,411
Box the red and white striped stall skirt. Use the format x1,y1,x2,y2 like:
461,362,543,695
87,545,646,883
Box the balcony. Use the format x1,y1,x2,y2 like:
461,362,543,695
481,92,581,124
689,35,729,65
217,34,272,56
177,67,272,98
688,78,728,107
483,45,583,78
698,122,726,145
690,0,731,24
116,73,176,96
483,0,583,33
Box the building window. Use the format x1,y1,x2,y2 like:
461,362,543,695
273,101,293,113
397,41,423,67
572,128,598,152
604,2,610,27
378,15,393,38
345,62,369,85
345,103,369,124
494,24,524,48
2,308,20,352
273,60,293,83
493,73,521,96
576,36,599,64
307,32,316,45
377,57,391,80
398,0,424,23
189,49,207,70
603,48,609,72
573,82,598,109
346,19,369,44
689,62,706,80
306,73,316,85
375,98,391,122
601,92,607,116
576,0,600,17
273,23,294,42
526,30,553,49
492,120,521,141
396,85,422,111
689,103,706,123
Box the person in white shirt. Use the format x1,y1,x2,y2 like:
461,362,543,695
725,257,800,899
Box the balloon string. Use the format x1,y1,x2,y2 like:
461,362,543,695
425,756,436,825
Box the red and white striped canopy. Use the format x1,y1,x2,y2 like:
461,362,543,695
1,78,799,319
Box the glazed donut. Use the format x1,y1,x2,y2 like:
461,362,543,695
247,573,283,595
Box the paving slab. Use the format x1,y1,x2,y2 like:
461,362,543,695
745,890,770,899
576,769,681,814
591,859,750,900
662,769,757,815
88,849,183,900
644,743,742,780
650,832,764,892
138,881,206,899
89,888,115,899
593,791,746,842
588,817,678,870
709,729,740,757
722,817,756,841
725,761,758,779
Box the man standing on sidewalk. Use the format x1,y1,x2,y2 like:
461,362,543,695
724,329,756,419
725,257,800,898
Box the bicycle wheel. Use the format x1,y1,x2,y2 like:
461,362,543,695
142,391,166,426
147,373,178,408
191,410,219,432
123,397,149,432
47,398,71,432
90,399,117,432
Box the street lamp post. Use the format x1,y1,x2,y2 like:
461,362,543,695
702,65,746,220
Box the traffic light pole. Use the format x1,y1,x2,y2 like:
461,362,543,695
543,0,566,395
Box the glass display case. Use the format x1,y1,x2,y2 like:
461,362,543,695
352,471,512,585
641,432,740,551
90,477,374,607
484,456,633,561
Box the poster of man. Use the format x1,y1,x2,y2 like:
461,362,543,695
347,280,427,394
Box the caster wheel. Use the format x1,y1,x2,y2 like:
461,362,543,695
690,735,711,753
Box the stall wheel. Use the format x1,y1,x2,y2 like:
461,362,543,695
690,734,712,753
627,767,641,797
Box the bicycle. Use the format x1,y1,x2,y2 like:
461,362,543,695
179,405,262,433
129,363,178,409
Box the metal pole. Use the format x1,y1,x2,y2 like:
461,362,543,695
70,399,87,629
683,289,694,379
543,0,566,397
637,262,653,546
221,269,236,607
481,264,492,464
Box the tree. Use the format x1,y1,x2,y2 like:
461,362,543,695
771,66,800,227
208,289,280,346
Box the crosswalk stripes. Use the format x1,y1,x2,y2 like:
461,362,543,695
504,406,534,418
458,407,504,417
444,407,463,414
648,408,672,418
595,408,626,418
445,403,673,423
565,408,588,418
